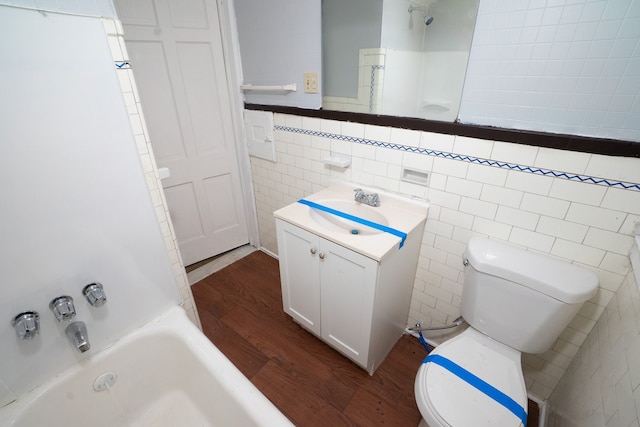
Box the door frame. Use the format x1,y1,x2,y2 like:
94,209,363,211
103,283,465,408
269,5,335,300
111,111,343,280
212,0,260,249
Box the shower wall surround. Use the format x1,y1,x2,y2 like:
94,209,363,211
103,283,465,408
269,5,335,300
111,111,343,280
251,112,640,401
547,266,640,426
460,0,640,142
0,5,197,405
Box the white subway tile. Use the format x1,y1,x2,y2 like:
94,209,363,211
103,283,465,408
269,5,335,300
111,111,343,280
534,147,592,175
521,193,570,218
387,163,402,180
565,203,626,231
399,181,427,199
340,121,364,138
472,217,512,240
551,239,605,267
446,176,483,199
536,215,589,242
362,158,388,177
452,136,494,158
460,197,498,219
301,116,321,132
364,124,391,142
439,207,475,230
352,141,376,160
431,156,469,179
375,146,403,165
390,127,421,148
373,175,399,192
505,170,554,195
549,179,607,206
601,187,640,215
599,251,630,274
619,214,640,235
402,151,433,171
428,173,448,191
429,261,460,283
424,219,455,238
466,163,508,186
420,132,455,152
480,184,524,208
497,205,540,230
510,227,555,252
285,115,303,129
584,227,635,255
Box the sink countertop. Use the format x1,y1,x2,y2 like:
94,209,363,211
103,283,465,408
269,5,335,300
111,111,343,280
274,182,429,261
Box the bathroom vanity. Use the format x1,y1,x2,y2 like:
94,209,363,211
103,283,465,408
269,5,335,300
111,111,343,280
274,182,428,374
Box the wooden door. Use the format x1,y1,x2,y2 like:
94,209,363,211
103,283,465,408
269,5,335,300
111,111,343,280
114,0,249,265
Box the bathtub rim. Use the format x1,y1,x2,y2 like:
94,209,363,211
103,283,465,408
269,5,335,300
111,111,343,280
0,306,294,427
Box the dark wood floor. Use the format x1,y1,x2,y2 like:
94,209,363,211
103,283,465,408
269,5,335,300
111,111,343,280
191,250,539,427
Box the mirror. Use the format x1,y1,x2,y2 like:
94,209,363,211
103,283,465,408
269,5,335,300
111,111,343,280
322,0,479,122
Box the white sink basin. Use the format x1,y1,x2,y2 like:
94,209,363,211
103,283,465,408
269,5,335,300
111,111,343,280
274,182,429,261
307,199,389,235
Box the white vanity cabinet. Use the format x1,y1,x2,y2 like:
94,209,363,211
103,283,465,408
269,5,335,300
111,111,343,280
275,215,424,374
276,219,378,368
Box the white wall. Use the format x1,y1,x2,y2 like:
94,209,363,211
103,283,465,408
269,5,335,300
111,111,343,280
234,0,322,109
250,112,640,402
0,6,195,405
547,260,640,426
0,0,116,17
460,0,640,142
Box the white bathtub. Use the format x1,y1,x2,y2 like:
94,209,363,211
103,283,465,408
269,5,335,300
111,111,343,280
0,307,293,427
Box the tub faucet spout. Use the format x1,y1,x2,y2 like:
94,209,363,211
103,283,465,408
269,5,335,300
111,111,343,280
65,321,90,353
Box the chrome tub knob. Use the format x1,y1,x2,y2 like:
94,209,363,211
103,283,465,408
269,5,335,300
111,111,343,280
83,283,107,307
49,295,76,322
11,311,40,340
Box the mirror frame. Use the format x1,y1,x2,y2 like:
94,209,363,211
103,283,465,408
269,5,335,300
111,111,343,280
246,103,640,158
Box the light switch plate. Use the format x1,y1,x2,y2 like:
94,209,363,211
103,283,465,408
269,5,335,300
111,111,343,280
303,72,319,93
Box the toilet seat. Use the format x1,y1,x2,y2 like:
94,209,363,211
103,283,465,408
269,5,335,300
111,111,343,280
414,328,528,427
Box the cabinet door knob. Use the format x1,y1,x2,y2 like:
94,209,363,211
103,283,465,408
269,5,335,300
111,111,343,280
319,253,325,260
310,248,317,255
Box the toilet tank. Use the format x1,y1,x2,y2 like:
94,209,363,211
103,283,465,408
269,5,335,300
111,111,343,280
461,238,598,354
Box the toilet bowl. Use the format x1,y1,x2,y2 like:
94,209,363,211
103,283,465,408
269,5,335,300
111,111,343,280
415,328,527,426
414,237,598,427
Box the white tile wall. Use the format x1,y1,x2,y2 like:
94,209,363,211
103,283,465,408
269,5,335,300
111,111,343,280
104,20,201,329
460,0,640,142
547,266,640,427
252,112,640,401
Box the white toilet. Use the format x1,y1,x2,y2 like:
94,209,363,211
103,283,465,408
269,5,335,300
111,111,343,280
415,237,598,426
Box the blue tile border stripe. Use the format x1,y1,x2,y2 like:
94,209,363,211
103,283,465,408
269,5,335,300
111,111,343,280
275,125,640,192
369,65,384,113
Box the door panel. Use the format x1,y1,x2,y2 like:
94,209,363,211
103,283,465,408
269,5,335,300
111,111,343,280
275,220,321,335
321,241,377,366
115,0,249,265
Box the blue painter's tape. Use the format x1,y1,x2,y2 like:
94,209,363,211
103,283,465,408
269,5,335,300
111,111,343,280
422,354,527,426
297,199,407,248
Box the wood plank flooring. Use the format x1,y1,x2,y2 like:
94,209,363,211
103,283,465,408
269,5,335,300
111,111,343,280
191,250,539,427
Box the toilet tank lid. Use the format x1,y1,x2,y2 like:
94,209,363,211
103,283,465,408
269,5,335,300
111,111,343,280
465,238,598,304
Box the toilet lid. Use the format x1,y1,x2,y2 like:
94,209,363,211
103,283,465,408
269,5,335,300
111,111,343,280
415,329,527,427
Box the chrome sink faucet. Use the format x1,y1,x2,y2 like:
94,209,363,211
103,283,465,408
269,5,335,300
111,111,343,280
354,188,380,207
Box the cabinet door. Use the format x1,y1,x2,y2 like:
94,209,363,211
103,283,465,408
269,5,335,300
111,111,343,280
320,240,378,367
275,220,321,335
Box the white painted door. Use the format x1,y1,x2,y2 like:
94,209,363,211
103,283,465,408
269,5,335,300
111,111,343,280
114,0,249,266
